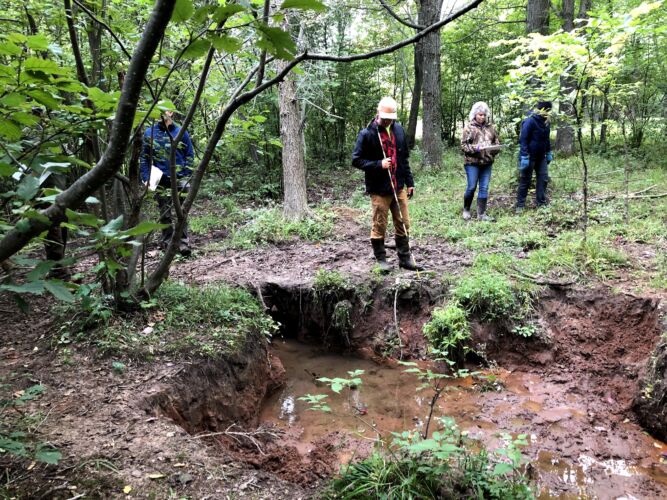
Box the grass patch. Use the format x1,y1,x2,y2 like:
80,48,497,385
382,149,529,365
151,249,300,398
225,206,336,249
422,303,470,364
68,282,277,359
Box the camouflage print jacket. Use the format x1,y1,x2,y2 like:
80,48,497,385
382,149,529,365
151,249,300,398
460,121,500,166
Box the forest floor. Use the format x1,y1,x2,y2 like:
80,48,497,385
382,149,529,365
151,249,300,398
1,152,667,498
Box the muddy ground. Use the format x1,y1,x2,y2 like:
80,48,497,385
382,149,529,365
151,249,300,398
1,210,666,499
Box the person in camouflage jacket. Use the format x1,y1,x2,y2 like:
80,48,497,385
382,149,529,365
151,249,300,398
460,101,501,221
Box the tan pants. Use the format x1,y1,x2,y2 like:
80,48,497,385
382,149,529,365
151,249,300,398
370,189,410,239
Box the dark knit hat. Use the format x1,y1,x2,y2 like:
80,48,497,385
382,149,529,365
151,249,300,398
536,100,553,111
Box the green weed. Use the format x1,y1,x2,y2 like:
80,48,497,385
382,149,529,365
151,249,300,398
422,303,470,364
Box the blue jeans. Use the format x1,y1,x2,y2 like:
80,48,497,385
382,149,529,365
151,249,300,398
464,164,493,201
516,157,548,207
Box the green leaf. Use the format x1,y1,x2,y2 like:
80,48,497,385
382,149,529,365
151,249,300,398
66,209,100,227
27,90,60,109
26,34,49,51
0,93,27,107
11,112,40,127
0,117,22,141
493,462,514,476
100,215,124,236
1,281,45,295
209,34,242,54
213,4,245,24
0,438,27,457
172,0,195,22
0,41,22,56
17,176,40,201
123,221,169,237
257,25,296,60
0,162,15,176
44,281,75,303
27,261,57,281
182,39,211,60
24,57,67,76
34,445,62,464
153,66,170,78
280,0,326,12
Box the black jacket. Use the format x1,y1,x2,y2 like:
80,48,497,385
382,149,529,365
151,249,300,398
352,120,414,195
519,112,551,160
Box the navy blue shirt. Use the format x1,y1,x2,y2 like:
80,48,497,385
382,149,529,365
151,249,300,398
519,112,551,160
140,122,194,182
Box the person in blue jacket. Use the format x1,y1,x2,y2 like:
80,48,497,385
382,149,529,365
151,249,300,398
516,101,553,211
140,111,195,256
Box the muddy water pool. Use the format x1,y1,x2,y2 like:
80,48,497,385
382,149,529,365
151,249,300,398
261,339,667,498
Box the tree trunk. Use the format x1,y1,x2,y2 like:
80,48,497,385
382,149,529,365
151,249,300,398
421,0,443,168
555,0,575,155
406,5,425,149
279,20,308,221
526,0,550,34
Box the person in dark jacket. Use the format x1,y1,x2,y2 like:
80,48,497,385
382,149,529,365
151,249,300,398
516,101,553,211
140,111,195,255
352,97,421,272
460,101,501,221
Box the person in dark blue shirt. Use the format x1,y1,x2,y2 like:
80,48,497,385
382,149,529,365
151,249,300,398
140,111,195,256
516,101,553,211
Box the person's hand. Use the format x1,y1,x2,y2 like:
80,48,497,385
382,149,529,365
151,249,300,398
519,156,530,170
381,158,392,169
546,151,553,163
474,145,481,153
407,187,415,198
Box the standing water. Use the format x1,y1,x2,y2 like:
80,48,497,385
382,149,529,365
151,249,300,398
261,339,667,498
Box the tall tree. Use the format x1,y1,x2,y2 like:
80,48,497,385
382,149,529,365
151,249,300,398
526,0,550,34
421,0,444,167
555,0,575,154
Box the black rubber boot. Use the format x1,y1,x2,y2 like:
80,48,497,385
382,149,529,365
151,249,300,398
477,198,494,222
463,194,473,220
371,239,392,273
395,236,423,271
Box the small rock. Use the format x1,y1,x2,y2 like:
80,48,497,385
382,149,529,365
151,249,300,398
142,326,154,335
131,470,142,478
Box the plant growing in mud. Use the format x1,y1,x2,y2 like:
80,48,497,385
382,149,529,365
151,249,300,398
422,303,471,366
327,417,533,499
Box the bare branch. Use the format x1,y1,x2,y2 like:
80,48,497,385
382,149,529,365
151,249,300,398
378,0,424,29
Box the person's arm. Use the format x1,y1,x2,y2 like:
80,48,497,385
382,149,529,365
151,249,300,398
139,128,151,182
490,126,502,158
352,130,382,171
519,119,531,158
460,124,480,155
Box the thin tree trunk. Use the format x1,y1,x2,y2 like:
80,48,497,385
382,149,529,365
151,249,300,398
406,4,425,149
526,0,550,34
421,0,443,167
555,0,575,155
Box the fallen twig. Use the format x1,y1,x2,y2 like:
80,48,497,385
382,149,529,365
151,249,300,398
192,423,283,455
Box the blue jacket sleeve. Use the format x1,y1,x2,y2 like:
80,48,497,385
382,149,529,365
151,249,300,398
140,129,151,182
181,130,194,168
519,118,531,158
352,130,382,172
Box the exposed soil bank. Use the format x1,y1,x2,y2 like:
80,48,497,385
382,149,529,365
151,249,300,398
635,326,667,441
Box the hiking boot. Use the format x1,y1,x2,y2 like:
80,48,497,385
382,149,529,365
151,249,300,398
463,195,473,220
514,206,524,215
371,239,392,273
395,236,423,271
477,198,494,222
